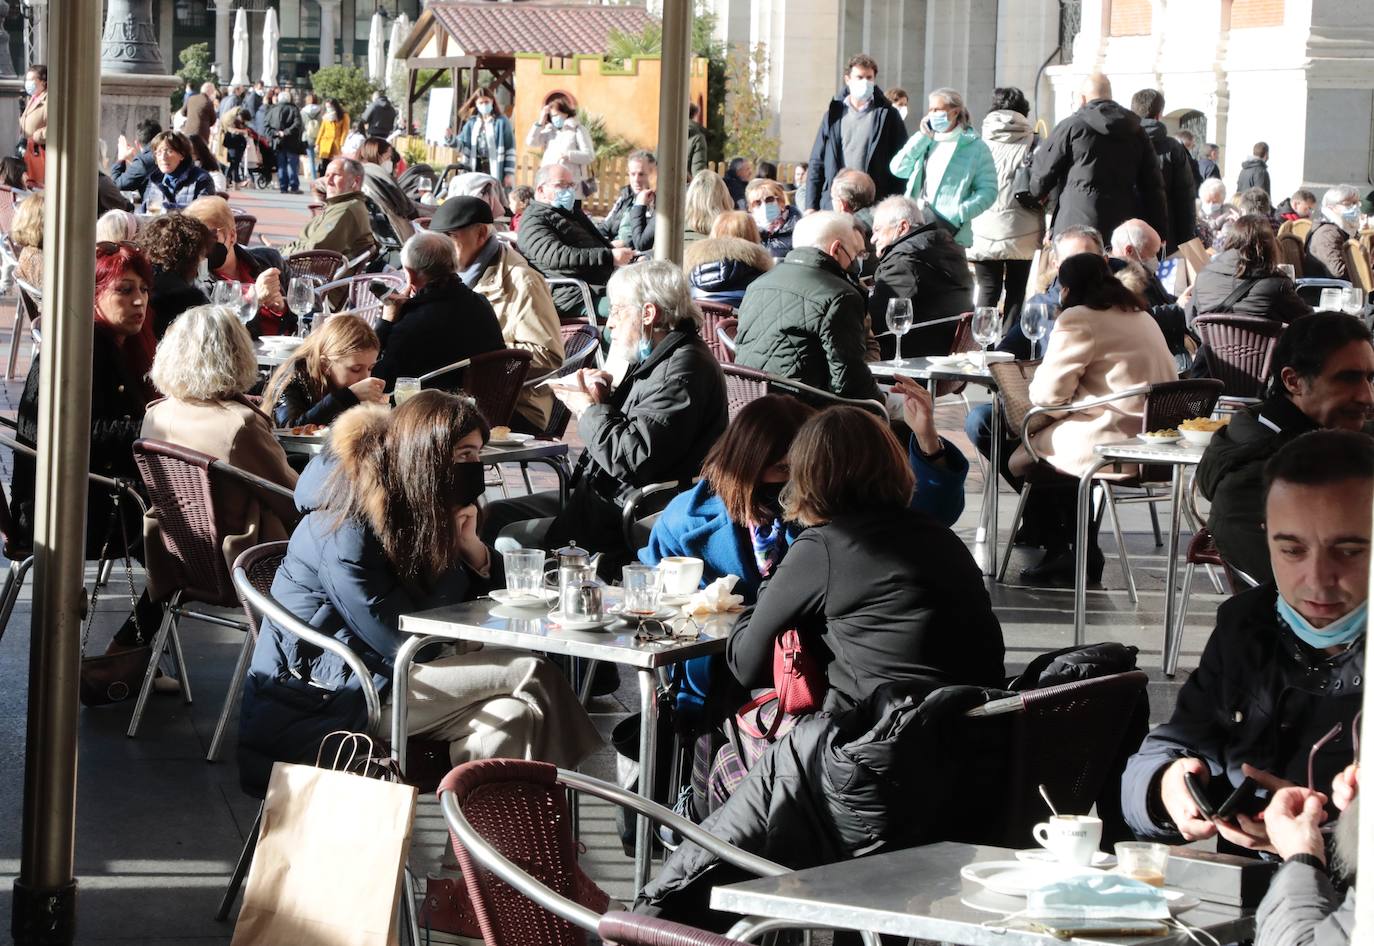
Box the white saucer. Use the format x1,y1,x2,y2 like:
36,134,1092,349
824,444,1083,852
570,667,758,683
546,610,614,631
488,432,534,447
1015,849,1117,868
960,860,1101,897
608,604,678,623
489,588,557,608
658,593,695,606
1138,433,1182,445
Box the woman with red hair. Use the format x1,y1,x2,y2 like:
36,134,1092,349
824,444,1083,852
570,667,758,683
9,241,164,647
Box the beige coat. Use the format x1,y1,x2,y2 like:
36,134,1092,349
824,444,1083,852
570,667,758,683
140,396,298,601
19,90,45,145
1027,304,1177,477
471,243,564,430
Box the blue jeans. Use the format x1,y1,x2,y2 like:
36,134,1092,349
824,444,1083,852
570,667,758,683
276,147,299,192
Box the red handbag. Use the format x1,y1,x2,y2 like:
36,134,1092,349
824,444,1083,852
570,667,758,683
735,629,826,740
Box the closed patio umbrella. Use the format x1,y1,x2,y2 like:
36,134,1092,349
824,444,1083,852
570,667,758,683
231,8,250,86
261,7,280,87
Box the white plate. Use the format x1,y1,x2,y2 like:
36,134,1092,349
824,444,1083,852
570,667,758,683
1138,433,1183,445
659,592,695,606
488,432,535,447
961,886,1198,917
1015,849,1117,869
260,335,304,350
607,604,678,623
960,860,1102,897
273,427,329,441
925,351,1015,367
489,588,557,607
546,610,614,631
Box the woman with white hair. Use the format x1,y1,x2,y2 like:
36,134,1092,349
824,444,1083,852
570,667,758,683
1196,177,1240,249
95,208,142,244
139,304,298,600
1306,183,1363,279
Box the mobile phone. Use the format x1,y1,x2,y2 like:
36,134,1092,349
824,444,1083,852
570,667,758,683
1186,772,1263,823
369,281,406,304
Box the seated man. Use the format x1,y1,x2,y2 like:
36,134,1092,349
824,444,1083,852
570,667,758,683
1198,313,1374,582
1277,187,1316,222
517,162,634,320
433,196,565,433
482,260,727,571
111,117,162,195
601,149,656,247
867,195,973,358
285,157,377,261
371,231,505,387
1121,429,1371,850
1109,218,1189,356
1305,184,1362,280
829,169,878,274
734,211,881,401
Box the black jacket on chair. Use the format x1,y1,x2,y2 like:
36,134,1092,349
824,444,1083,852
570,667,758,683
1140,118,1199,250
1184,249,1312,326
372,274,504,386
867,222,973,358
516,200,615,319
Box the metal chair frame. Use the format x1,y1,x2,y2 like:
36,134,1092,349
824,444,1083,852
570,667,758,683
315,271,405,326
715,322,738,361
6,277,39,381
723,364,887,419
543,276,606,356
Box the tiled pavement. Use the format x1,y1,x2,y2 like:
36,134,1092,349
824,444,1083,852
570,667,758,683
0,189,1227,942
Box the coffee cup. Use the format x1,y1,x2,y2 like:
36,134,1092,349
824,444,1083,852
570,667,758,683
1032,814,1103,865
659,556,704,596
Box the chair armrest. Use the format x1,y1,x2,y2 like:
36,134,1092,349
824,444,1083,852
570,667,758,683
620,479,693,549
769,373,887,419
418,357,472,385
1019,384,1152,464
209,459,302,531
716,326,737,353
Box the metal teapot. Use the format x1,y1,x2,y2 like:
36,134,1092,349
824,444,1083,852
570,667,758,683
560,578,604,623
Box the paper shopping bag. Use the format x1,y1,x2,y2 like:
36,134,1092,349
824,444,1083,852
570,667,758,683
231,761,418,946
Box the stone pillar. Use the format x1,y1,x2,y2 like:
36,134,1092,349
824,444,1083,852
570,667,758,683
213,0,233,84
923,0,996,122
24,0,46,70
100,0,166,75
319,0,340,68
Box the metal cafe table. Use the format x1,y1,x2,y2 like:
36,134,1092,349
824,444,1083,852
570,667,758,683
395,592,739,896
711,841,1254,945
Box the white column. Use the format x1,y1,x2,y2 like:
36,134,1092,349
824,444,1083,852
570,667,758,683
318,0,340,68
213,0,233,83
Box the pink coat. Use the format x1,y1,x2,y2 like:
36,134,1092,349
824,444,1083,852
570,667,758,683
1027,304,1177,476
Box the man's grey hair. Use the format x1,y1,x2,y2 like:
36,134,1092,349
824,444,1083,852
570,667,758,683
535,162,574,189
872,195,923,230
1323,184,1361,208
1110,219,1160,258
627,149,657,167
606,260,701,331
1053,224,1105,255
1199,178,1227,202
830,169,876,210
793,210,859,252
401,231,458,282
278,88,294,105
200,81,217,96
333,157,364,185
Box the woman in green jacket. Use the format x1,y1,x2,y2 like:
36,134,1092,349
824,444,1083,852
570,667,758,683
889,87,998,248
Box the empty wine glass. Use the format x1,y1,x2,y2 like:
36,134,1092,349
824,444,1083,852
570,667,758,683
211,280,239,308
287,277,316,337
1342,287,1366,316
1020,303,1048,359
1320,287,1345,312
972,306,1001,370
236,284,258,326
887,298,914,366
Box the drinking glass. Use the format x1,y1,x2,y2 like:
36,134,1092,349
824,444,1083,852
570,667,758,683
621,564,661,615
1277,263,1296,281
236,284,258,326
1114,841,1169,887
287,276,316,337
393,377,421,405
502,549,546,600
972,306,1001,369
211,280,239,308
1342,287,1366,316
886,298,914,366
144,187,164,215
1020,303,1048,359
1320,287,1345,312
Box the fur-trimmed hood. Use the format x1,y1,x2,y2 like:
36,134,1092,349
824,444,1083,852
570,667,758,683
293,402,388,515
683,236,775,273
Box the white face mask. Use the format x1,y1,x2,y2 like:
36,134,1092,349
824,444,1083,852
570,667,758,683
1201,201,1220,215
897,105,909,120
847,77,873,103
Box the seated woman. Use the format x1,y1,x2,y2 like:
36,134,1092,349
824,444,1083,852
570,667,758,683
727,404,1004,715
135,213,212,338
1196,178,1240,250
641,380,971,602
140,131,214,212
355,136,421,246
745,177,802,258
140,304,299,602
1185,214,1311,326
95,208,142,243
1009,252,1178,582
11,242,162,649
184,196,290,337
10,190,43,287
238,389,601,805
684,211,773,307
261,313,387,429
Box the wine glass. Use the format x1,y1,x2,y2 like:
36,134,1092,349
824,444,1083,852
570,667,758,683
1320,287,1345,312
287,276,316,337
144,186,164,215
972,306,1002,370
236,284,258,326
393,377,421,406
886,298,914,366
1342,287,1366,316
1020,303,1048,359
211,280,239,308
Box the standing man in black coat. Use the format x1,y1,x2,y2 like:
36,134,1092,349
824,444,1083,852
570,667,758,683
264,89,304,194
1029,73,1168,243
1236,141,1271,196
372,231,505,386
868,195,972,357
1197,142,1222,182
804,53,910,213
1130,89,1198,251
517,162,634,319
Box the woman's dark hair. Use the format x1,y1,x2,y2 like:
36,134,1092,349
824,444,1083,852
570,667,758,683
28,65,46,84
460,88,504,119
1263,429,1374,499
547,96,574,118
326,391,490,582
1268,312,1374,399
1222,214,1279,277
1237,187,1273,217
149,131,194,165
0,156,26,189
136,213,214,280
326,98,346,121
783,406,914,526
754,161,778,181
990,86,1030,116
356,136,392,166
1058,252,1145,312
702,395,817,525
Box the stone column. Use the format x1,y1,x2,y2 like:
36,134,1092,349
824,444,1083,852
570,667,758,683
318,0,340,68
100,0,166,75
213,0,233,84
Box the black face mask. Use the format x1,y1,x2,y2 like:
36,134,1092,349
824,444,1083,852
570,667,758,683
447,461,487,508
207,241,229,270
754,481,785,515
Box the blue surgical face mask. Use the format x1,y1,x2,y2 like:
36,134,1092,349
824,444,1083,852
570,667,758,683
636,338,654,361
477,102,492,116
752,202,780,228
23,80,36,96
1024,874,1172,922
929,112,952,133
551,187,577,211
1276,595,1368,650
551,114,566,129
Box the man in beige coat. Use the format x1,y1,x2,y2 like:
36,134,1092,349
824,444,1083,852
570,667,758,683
432,196,564,431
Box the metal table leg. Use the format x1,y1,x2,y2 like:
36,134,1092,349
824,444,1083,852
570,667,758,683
1161,465,1185,677
1074,458,1113,643
633,667,659,896
389,634,444,773
981,393,1002,577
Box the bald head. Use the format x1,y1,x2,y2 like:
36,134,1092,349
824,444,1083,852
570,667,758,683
793,210,863,266
1110,218,1162,265
1081,73,1113,103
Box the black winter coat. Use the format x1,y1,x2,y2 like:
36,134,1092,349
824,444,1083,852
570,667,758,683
1140,118,1199,250
758,204,801,259
372,275,505,386
867,222,973,358
689,257,768,307
1236,157,1270,195
149,269,210,338
270,365,361,429
804,89,909,211
231,244,296,339
1029,99,1168,242
1121,584,1362,841
1184,249,1312,326
600,186,636,241
516,201,615,318
264,102,304,151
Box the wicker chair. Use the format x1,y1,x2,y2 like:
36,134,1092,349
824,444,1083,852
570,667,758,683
6,277,39,381
285,249,346,282
1192,313,1284,401
128,440,300,762
1277,217,1313,243
720,363,769,421
1343,238,1373,291
698,301,737,362
232,213,257,246
544,276,605,338
314,271,405,326
598,913,751,946
933,311,977,400
526,324,601,441
1276,234,1306,277
420,349,534,428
